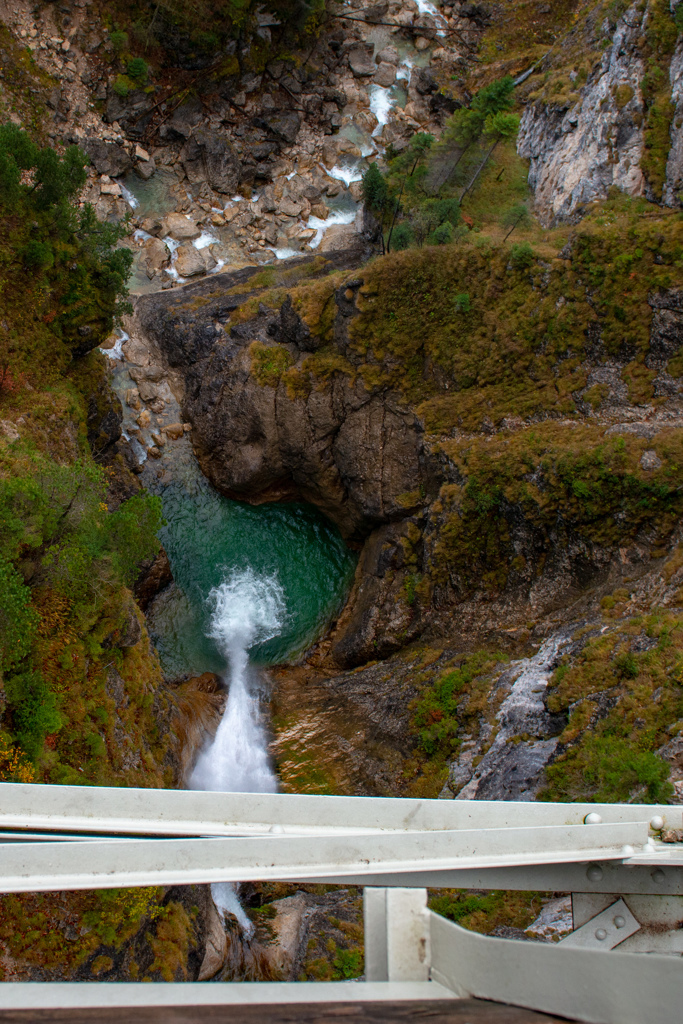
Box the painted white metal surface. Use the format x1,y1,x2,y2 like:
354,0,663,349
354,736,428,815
0,981,456,1009
1,782,679,837
572,892,683,953
429,909,683,1024
364,888,430,983
559,898,640,949
0,821,650,893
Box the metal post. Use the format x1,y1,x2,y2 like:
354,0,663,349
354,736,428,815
364,888,430,982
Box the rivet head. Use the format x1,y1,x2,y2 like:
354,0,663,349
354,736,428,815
595,928,607,941
651,868,666,883
650,815,664,831
614,915,626,929
584,812,603,825
621,844,634,857
586,864,604,882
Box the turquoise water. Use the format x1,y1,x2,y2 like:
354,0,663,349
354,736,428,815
146,471,356,678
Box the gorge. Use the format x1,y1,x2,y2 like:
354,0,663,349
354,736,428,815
1,0,683,986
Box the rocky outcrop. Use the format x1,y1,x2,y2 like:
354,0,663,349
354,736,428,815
517,3,647,224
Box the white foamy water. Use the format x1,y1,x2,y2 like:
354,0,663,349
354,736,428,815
329,160,363,186
119,183,139,209
100,329,128,361
190,568,283,794
194,231,220,250
369,85,393,133
308,207,357,248
190,569,285,936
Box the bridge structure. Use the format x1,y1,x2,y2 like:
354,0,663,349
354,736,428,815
0,782,681,1023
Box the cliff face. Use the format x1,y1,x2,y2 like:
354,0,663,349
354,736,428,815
138,201,683,674
516,1,683,223
517,3,647,223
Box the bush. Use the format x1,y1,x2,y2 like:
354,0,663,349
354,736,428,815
4,669,61,761
390,222,414,251
126,58,149,83
454,292,471,313
0,557,38,673
429,221,454,245
21,238,54,269
509,241,535,270
110,30,128,53
112,75,132,98
361,162,388,214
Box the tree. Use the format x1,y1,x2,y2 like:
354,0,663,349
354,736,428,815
0,125,133,352
459,111,520,203
427,76,515,193
502,201,531,241
361,162,388,213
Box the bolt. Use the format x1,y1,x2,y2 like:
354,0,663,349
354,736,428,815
651,868,666,883
614,916,626,929
621,845,634,857
584,812,603,825
595,928,607,941
650,815,664,831
586,864,603,882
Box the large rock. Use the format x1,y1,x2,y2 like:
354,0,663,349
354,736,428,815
261,111,302,144
665,37,683,206
181,130,241,194
161,213,201,240
175,245,206,277
374,62,396,88
348,46,376,78
82,138,132,177
319,223,359,252
138,237,170,279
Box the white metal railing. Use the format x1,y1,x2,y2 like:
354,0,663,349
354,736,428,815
0,783,681,1023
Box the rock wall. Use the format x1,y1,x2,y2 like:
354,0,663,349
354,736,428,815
517,3,647,224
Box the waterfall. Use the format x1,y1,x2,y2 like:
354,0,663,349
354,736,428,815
189,568,285,933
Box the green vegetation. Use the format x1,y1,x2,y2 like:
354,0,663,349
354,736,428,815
542,611,683,802
412,651,503,757
362,77,524,253
429,890,547,935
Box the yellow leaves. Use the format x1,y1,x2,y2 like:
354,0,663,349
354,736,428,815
0,735,35,783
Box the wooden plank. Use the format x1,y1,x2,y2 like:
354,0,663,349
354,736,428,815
0,999,568,1024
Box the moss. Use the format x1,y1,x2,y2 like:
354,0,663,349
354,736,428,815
249,340,294,388
429,889,548,935
541,612,683,802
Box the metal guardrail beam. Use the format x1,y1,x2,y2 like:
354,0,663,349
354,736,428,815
0,822,648,893
1,783,680,837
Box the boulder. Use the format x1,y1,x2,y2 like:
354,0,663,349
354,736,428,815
374,62,396,87
262,111,302,144
376,45,399,65
348,46,376,78
195,130,242,194
135,158,156,180
82,138,132,177
319,223,359,252
175,245,206,277
138,237,170,279
161,213,201,240
167,97,204,139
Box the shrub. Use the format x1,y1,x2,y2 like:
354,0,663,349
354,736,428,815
429,221,454,245
110,30,128,53
509,241,535,269
361,162,388,214
0,557,38,674
453,292,471,313
4,669,61,761
390,222,414,251
21,238,54,269
126,58,149,83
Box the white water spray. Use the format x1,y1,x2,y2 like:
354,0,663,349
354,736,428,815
190,568,285,933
